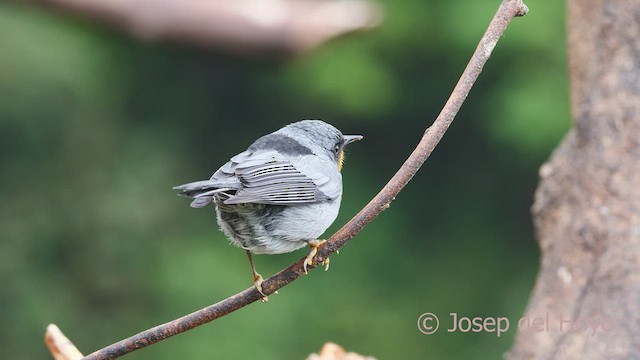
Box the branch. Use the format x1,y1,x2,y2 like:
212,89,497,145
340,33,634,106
47,1,528,359
45,324,83,360
307,342,376,360
25,0,382,58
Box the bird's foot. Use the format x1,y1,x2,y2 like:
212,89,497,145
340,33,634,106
303,239,330,274
245,250,268,302
253,273,268,303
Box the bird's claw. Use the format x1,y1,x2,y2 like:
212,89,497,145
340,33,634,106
253,273,268,302
303,239,328,274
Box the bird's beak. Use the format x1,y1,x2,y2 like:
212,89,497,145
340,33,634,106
343,134,363,146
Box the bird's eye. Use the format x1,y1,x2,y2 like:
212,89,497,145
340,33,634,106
334,144,340,153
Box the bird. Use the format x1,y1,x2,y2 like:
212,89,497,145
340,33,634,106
173,120,362,300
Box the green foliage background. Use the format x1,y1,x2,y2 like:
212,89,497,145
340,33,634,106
0,1,568,359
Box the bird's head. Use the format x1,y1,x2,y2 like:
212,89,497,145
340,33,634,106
281,120,362,170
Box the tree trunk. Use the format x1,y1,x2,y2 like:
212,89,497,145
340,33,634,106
508,0,640,359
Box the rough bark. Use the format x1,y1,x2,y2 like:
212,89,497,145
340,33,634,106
508,0,640,359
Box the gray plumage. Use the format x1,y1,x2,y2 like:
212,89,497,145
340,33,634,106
174,120,362,255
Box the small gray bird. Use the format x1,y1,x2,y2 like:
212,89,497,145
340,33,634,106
174,120,362,299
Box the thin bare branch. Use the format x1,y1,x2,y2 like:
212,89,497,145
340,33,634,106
25,0,382,58
47,1,528,359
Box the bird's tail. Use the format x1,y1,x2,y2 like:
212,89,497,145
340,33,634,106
173,179,239,208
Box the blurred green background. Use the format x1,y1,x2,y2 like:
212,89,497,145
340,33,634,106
0,0,569,359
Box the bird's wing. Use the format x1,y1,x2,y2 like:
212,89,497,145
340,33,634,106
221,152,341,205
